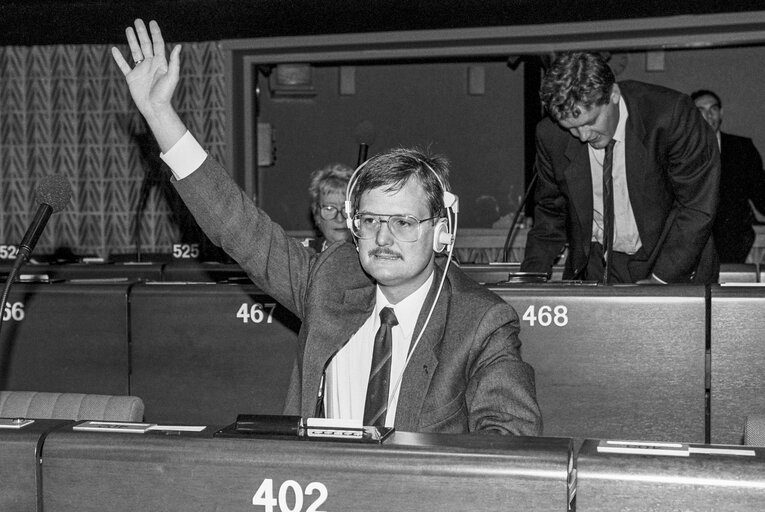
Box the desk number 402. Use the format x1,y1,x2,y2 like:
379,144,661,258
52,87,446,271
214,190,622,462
252,478,327,512
522,305,568,327
237,302,277,324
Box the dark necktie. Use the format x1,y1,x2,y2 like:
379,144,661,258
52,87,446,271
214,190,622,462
602,140,616,284
363,307,398,426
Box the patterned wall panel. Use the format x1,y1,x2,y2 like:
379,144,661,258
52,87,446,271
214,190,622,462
0,41,226,258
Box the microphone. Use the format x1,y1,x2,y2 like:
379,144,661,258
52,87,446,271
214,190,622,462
17,174,73,262
502,173,538,263
0,174,72,342
354,120,377,166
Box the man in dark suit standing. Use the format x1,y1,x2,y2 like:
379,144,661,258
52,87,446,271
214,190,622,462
691,89,765,263
521,52,720,284
112,19,541,436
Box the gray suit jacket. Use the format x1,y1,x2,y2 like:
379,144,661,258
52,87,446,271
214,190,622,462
174,156,542,436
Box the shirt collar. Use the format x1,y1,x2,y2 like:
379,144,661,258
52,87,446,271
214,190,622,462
374,271,434,342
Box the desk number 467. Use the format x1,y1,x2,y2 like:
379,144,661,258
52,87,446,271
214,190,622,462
252,478,327,512
522,305,568,327
236,302,276,324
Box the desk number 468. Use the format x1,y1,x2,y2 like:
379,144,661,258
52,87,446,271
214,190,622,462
522,305,568,327
252,478,327,512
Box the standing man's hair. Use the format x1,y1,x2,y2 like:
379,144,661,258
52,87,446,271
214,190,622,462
540,52,616,120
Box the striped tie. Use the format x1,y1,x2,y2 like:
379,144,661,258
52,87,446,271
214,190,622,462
602,139,616,284
363,307,398,427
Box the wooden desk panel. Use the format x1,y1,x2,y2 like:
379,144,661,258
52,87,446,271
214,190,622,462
457,263,564,284
161,262,247,282
41,428,572,512
710,285,765,444
0,419,73,512
1,262,164,282
129,283,300,425
0,282,131,394
576,438,765,511
491,284,707,443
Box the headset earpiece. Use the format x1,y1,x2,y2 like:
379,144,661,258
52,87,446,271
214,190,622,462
344,199,354,231
345,160,369,233
432,218,452,253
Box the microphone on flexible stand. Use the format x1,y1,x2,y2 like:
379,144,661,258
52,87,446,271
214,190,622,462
502,172,538,263
354,120,377,166
1,174,73,339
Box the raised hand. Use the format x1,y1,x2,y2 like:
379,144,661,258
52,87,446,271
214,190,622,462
112,19,181,117
111,19,187,152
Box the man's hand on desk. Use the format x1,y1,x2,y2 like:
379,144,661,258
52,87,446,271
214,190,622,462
635,274,666,285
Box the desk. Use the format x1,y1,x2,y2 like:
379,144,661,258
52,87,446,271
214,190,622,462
491,284,707,443
129,283,300,425
41,427,572,511
161,261,247,282
0,282,132,394
0,419,72,512
0,262,164,282
576,438,765,511
439,226,765,264
457,262,564,284
709,284,765,444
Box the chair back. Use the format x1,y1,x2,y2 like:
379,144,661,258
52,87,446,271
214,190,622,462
0,391,144,422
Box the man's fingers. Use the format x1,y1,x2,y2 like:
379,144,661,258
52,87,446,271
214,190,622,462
134,19,154,61
125,26,142,62
111,47,132,76
149,20,165,61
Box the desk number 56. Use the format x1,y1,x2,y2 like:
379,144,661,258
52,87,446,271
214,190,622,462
237,302,276,324
2,302,25,322
522,305,568,327
252,478,327,512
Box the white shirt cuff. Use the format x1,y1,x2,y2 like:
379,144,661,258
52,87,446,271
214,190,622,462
160,131,208,180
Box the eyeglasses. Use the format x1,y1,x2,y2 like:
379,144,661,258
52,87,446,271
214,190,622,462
351,213,437,242
318,205,347,221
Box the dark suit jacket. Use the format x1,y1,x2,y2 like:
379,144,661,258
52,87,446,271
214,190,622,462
715,132,765,263
174,156,542,436
521,80,720,283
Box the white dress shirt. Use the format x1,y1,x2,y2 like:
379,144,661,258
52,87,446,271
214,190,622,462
160,130,207,178
589,97,642,255
325,273,434,427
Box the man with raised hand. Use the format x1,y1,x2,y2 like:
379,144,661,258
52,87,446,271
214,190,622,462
113,19,541,435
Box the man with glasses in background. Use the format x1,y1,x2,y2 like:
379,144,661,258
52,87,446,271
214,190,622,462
302,163,354,252
112,18,541,435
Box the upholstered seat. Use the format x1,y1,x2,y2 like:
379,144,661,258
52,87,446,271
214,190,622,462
744,415,765,446
0,391,144,422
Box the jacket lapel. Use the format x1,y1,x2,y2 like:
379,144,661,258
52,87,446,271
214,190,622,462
622,91,649,237
393,266,449,430
302,283,375,416
563,138,595,242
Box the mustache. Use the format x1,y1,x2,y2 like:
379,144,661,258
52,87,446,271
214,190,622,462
368,248,402,258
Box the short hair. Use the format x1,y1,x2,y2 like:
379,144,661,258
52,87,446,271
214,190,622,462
351,147,450,218
308,163,353,214
540,51,616,120
690,89,722,107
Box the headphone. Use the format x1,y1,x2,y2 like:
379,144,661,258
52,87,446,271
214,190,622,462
344,158,459,252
